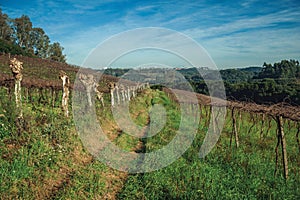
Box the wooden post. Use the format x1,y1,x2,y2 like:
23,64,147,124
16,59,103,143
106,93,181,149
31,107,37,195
59,70,70,117
231,108,239,148
127,86,131,101
276,115,288,179
79,73,104,107
9,58,23,119
94,82,104,107
132,86,136,98
237,110,242,133
119,84,125,103
115,84,120,104
232,109,240,148
123,85,128,102
108,82,115,107
211,105,216,135
79,73,94,107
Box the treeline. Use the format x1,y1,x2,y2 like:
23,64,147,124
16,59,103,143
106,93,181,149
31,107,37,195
102,60,300,105
189,60,300,105
0,9,66,62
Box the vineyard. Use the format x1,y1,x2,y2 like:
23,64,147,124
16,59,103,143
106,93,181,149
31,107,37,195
0,53,299,199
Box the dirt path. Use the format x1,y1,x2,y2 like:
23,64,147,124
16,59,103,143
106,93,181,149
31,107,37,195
99,92,151,199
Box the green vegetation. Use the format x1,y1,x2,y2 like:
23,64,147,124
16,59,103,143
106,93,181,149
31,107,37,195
0,46,299,199
0,39,32,56
102,60,300,105
0,86,108,199
0,78,299,199
225,60,300,104
0,9,66,62
117,94,300,199
176,60,298,105
257,60,300,79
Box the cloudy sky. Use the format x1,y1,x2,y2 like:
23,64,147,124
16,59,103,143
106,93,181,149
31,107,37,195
1,0,300,68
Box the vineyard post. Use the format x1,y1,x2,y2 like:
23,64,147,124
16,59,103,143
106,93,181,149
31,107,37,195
94,82,104,107
132,86,136,98
230,108,239,148
211,105,216,134
9,58,23,119
120,84,125,103
115,84,120,104
237,110,242,133
59,70,70,117
276,115,288,179
109,82,115,107
124,85,128,102
127,86,131,101
79,73,101,108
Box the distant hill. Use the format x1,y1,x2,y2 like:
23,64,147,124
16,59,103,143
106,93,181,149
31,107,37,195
176,67,261,83
99,66,262,83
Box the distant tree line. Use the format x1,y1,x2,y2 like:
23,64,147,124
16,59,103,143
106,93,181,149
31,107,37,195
103,60,300,105
225,60,300,104
188,60,300,105
0,9,66,62
256,60,300,79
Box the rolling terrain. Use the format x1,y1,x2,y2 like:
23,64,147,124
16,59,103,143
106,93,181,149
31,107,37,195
0,54,299,199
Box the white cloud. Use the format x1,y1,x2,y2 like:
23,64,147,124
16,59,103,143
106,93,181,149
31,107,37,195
201,26,300,68
183,9,300,39
2,0,299,68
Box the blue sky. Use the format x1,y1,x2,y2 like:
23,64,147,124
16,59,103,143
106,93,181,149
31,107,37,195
1,0,300,68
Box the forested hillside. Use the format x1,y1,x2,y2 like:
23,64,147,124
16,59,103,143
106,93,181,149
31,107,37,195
225,60,300,104
101,60,300,105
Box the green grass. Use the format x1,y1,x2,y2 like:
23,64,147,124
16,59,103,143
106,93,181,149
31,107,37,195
118,98,300,199
0,86,299,199
0,87,110,199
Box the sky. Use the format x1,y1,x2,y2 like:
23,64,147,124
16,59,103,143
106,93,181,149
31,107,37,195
1,0,300,69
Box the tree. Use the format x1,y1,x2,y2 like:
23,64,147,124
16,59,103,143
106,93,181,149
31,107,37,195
258,60,300,79
0,10,67,60
30,27,50,58
12,15,33,51
0,8,12,41
48,42,66,63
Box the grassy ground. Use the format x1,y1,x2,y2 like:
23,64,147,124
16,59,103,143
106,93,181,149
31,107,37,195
0,86,108,199
118,104,300,199
0,86,299,199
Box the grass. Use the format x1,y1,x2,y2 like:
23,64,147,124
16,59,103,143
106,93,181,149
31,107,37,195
0,87,109,199
0,84,299,199
117,96,300,199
